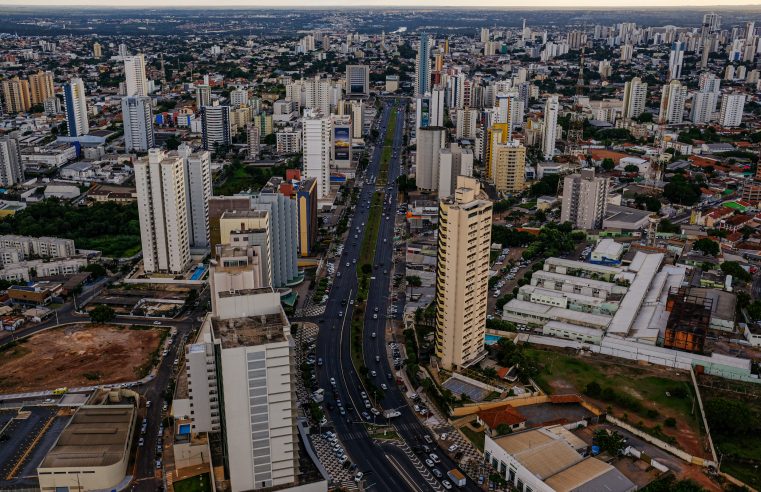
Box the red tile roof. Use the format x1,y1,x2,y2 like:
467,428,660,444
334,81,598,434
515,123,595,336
478,405,526,429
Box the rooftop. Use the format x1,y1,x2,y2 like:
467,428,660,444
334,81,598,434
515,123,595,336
39,405,135,469
211,312,288,349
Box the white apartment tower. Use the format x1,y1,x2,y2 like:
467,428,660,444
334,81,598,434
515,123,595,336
415,33,432,96
668,41,685,80
124,54,149,97
622,77,647,120
542,95,559,160
435,176,492,370
691,74,721,124
658,80,687,125
416,88,445,129
560,169,609,230
179,144,212,249
416,127,447,192
455,108,478,139
719,93,746,128
201,105,232,151
122,96,154,152
302,110,331,199
63,78,89,137
0,136,23,187
135,149,191,274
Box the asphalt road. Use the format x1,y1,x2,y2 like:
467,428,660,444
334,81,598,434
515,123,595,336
316,101,480,492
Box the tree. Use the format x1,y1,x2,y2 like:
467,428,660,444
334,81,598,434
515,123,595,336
584,381,602,398
693,238,720,256
704,398,757,436
361,263,372,275
90,304,115,323
601,158,615,171
83,263,107,278
663,174,702,206
165,135,181,150
593,429,627,455
495,423,513,436
406,275,422,296
720,261,751,282
624,164,640,173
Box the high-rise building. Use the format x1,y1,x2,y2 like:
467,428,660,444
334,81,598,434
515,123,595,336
620,43,634,63
63,78,89,137
435,176,492,370
179,144,212,250
92,42,102,59
251,180,300,287
302,109,331,199
350,100,364,139
621,77,648,120
185,286,299,491
122,96,154,152
480,27,490,43
201,105,232,151
438,143,474,199
455,108,478,139
719,93,746,128
0,136,23,187
658,80,687,125
296,178,318,257
414,33,432,96
668,41,685,80
691,74,721,124
702,12,722,34
28,71,54,105
1,77,31,113
135,148,191,274
229,88,248,108
542,95,559,160
196,84,212,108
416,127,447,192
560,169,609,230
247,124,260,158
492,142,526,194
124,54,149,97
415,88,444,129
118,43,128,57
331,114,352,169
346,65,370,97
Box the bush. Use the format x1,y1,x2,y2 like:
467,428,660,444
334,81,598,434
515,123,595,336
584,381,602,398
664,417,677,428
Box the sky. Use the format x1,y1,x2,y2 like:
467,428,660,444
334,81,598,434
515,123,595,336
2,0,760,6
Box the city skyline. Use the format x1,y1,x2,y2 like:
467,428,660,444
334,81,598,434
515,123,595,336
2,0,761,6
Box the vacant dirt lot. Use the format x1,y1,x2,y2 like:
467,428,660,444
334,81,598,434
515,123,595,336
0,323,163,394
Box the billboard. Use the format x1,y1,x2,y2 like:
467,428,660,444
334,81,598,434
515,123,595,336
420,97,430,128
334,126,350,161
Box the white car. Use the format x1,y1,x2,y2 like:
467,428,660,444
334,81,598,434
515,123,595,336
354,472,364,483
442,480,453,490
448,444,459,453
380,383,387,390
425,459,435,468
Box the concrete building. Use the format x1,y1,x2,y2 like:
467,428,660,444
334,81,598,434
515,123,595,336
64,78,89,137
691,75,721,124
93,42,102,58
456,108,478,139
484,427,636,492
416,127,447,192
0,136,23,187
331,114,352,169
276,128,301,155
297,178,318,257
438,143,474,200
719,93,746,127
218,210,273,288
28,70,55,105
201,105,232,151
302,110,331,199
560,169,609,230
195,84,211,109
1,77,31,113
492,142,526,194
416,88,445,129
415,33,432,96
122,96,154,153
179,144,212,250
668,41,686,80
37,405,136,492
621,77,647,120
658,80,686,125
248,124,260,158
208,196,252,249
124,54,149,97
435,176,492,370
542,95,559,160
135,148,190,274
346,65,369,97
0,234,75,258
251,180,300,287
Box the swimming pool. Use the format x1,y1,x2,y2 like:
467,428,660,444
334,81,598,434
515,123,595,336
178,423,191,435
485,334,502,345
190,265,207,281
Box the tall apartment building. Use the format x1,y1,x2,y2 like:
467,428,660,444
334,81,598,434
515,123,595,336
492,142,526,194
719,93,746,128
230,88,249,108
217,210,273,290
63,78,89,137
416,127,447,192
201,105,232,151
296,178,318,257
92,42,102,59
668,41,685,80
350,100,364,139
2,77,31,113
542,95,559,160
438,143,474,199
414,33,432,96
302,109,331,199
251,180,300,287
658,80,687,125
560,169,610,230
196,84,212,109
276,128,301,155
254,112,273,137
0,137,23,187
124,54,148,97
122,96,154,152
455,108,478,139
135,149,190,274
435,176,492,370
346,65,370,97
28,71,54,105
248,125,260,158
691,73,720,124
179,144,212,249
416,88,444,129
621,77,647,120
186,285,298,491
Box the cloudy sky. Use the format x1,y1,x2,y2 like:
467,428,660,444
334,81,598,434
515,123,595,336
1,0,759,6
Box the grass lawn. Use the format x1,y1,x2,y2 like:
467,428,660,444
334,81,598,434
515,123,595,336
377,108,397,186
171,473,212,492
461,426,485,451
720,461,761,489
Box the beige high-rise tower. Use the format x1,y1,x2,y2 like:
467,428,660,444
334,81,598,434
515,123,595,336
435,176,492,370
28,71,54,105
492,142,526,194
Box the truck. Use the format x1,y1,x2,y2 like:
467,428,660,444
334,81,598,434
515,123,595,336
383,409,401,419
447,469,466,488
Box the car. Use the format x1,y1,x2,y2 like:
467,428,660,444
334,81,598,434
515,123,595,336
386,372,392,380
336,272,341,277
138,437,144,446
317,358,323,366
373,314,378,319
380,383,387,390
352,259,357,264
425,459,435,468
429,453,440,463
442,480,453,490
146,400,152,408
320,417,328,426
153,321,162,325
364,400,371,408
370,408,380,416
155,459,162,469
346,262,350,267
330,377,336,386
432,469,443,478
423,435,433,444
370,370,377,377
371,332,376,338
354,472,364,483
338,311,344,317
440,433,448,441
374,307,379,312
339,407,346,415
162,402,168,412
448,444,459,452
362,412,371,421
